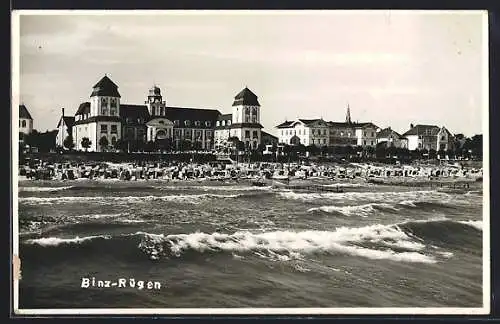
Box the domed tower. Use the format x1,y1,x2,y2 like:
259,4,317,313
231,87,263,150
146,85,166,117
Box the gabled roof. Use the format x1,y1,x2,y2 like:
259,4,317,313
90,75,121,98
120,104,150,125
232,87,260,107
276,120,294,128
403,124,440,136
57,116,75,128
217,113,232,121
376,127,402,139
261,130,278,139
76,102,91,115
353,122,378,129
166,106,221,129
19,105,33,120
298,118,328,126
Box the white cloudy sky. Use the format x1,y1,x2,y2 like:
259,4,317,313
16,11,486,136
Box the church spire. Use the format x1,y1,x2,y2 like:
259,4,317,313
346,103,352,124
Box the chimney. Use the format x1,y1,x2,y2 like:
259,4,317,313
62,108,65,117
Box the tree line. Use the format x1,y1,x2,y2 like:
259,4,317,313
21,130,483,162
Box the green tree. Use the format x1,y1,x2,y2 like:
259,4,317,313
63,136,75,151
81,137,91,152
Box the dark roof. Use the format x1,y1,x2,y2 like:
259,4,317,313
57,116,75,128
120,104,150,125
76,102,91,115
74,116,122,125
353,122,378,129
276,121,294,128
232,87,260,107
298,118,328,126
90,75,121,98
229,123,264,129
19,105,33,119
377,127,402,139
217,113,232,121
261,130,278,139
166,106,221,129
403,124,440,136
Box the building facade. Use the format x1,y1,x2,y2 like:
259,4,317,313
376,127,408,148
275,107,379,148
276,119,330,147
214,87,264,150
19,104,34,143
65,75,268,152
403,124,454,151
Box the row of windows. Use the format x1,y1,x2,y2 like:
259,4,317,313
101,98,118,108
101,107,118,116
172,120,212,127
244,130,259,139
216,120,231,127
19,120,28,127
101,124,118,134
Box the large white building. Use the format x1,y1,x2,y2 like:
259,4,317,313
65,75,267,152
275,106,379,148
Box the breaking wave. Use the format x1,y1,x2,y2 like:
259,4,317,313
21,218,482,265
18,193,240,205
18,186,74,192
308,203,399,217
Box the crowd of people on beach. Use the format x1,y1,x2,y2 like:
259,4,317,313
19,157,483,184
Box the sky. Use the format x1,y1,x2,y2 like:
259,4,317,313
15,11,486,137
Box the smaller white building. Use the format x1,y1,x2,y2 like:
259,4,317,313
19,104,34,142
56,108,75,149
376,127,408,148
276,118,329,146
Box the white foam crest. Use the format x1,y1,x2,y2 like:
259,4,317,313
25,234,111,246
322,183,367,188
145,224,433,263
158,185,273,192
278,190,448,203
307,202,398,217
18,186,74,192
458,220,483,231
398,200,417,207
74,213,124,219
19,193,239,205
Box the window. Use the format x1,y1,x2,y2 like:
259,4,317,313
21,120,26,127
216,121,220,127
253,131,258,138
245,130,250,138
111,137,117,146
185,130,192,138
101,98,108,105
185,120,191,127
340,131,344,136
101,125,108,133
195,130,202,139
371,132,375,137
159,120,164,125
110,99,116,108
281,130,284,136
111,125,117,134
364,132,367,137
363,140,366,145
206,130,212,138
227,120,231,126
110,107,117,116
160,107,165,116
323,139,326,144
195,121,201,127
174,120,179,126
323,129,326,135
205,121,211,127
101,105,108,115
441,136,445,140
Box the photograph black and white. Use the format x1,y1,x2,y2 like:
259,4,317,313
12,10,489,315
